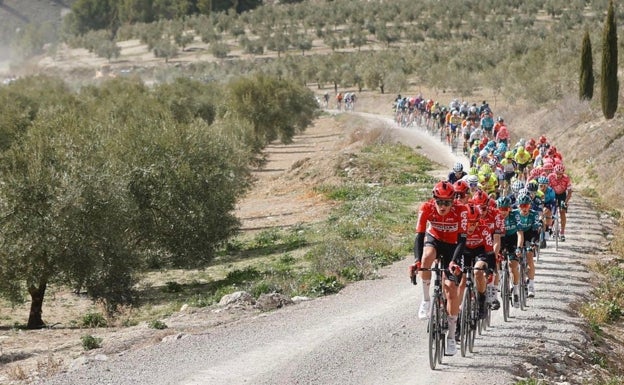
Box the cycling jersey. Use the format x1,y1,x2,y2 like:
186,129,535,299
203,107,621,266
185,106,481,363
514,150,532,166
481,207,505,236
503,209,521,236
548,172,572,195
465,224,494,252
416,199,469,244
517,209,541,232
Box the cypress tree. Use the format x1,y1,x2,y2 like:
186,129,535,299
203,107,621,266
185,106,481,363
601,0,619,119
579,29,594,100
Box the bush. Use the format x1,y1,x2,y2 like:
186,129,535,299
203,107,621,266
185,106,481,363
148,320,168,330
81,335,102,350
81,312,107,328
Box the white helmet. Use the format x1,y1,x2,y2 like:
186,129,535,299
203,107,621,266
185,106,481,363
453,162,464,172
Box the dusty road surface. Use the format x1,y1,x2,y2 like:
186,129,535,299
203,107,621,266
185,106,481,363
36,114,612,385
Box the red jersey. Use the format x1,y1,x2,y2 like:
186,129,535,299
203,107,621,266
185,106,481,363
548,172,572,195
465,224,494,252
416,199,468,244
480,206,505,235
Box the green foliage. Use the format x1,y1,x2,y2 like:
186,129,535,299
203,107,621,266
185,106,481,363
81,312,108,328
226,74,318,151
148,320,168,329
579,28,595,101
601,0,619,119
81,334,103,350
301,273,343,296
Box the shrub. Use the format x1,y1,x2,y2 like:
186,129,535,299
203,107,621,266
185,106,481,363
81,312,107,328
81,335,102,350
148,320,168,329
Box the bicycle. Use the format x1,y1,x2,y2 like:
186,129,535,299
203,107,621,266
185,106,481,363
518,244,531,310
458,264,488,356
419,260,448,370
499,252,513,322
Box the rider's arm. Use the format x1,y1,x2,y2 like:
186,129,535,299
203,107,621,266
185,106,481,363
414,232,425,262
451,234,467,264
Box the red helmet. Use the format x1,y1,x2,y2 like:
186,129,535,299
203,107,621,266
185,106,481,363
466,204,481,223
539,135,548,144
432,181,454,200
554,164,565,173
470,190,489,205
528,138,536,146
454,180,470,194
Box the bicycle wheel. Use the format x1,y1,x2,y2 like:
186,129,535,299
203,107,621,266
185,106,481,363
428,295,440,370
554,215,560,251
519,258,527,310
468,288,477,353
460,289,471,357
501,267,510,322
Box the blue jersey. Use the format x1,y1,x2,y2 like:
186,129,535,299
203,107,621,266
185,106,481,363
530,195,544,213
542,186,556,205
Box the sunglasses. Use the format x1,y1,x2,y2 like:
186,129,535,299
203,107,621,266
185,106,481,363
435,199,453,207
469,183,478,187
519,204,531,209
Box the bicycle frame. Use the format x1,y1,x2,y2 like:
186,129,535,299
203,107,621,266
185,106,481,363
420,260,448,370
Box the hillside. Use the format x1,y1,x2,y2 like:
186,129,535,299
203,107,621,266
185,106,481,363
0,0,74,63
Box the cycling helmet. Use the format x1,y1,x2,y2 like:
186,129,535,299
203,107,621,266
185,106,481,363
517,194,532,205
466,204,481,223
505,151,513,159
454,180,470,194
432,181,454,200
537,176,549,184
471,190,489,205
527,180,539,192
518,188,529,197
479,149,489,158
488,158,498,167
469,166,479,175
496,196,511,208
518,138,526,146
480,164,492,174
539,135,547,143
528,138,536,146
467,174,479,185
487,141,496,149
554,164,565,173
453,162,464,172
511,180,525,193
497,116,504,122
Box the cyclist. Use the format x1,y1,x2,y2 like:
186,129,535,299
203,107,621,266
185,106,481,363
448,162,467,184
500,151,517,195
478,164,498,197
454,180,471,205
497,196,522,308
456,204,495,322
480,109,494,138
537,175,556,244
470,190,503,310
516,193,542,298
409,181,469,356
548,164,572,241
514,146,532,181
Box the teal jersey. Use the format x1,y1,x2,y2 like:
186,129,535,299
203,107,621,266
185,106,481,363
504,209,521,236
517,209,540,232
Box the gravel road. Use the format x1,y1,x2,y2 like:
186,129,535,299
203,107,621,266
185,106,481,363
38,117,611,385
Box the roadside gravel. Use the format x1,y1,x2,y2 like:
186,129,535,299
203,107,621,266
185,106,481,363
37,115,615,385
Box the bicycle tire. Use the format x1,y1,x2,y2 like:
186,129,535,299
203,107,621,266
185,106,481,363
519,255,528,310
468,287,477,352
554,215,559,251
428,295,439,370
501,266,510,322
460,289,470,357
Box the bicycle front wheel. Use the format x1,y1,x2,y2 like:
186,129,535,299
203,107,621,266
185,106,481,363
501,267,510,322
428,296,440,370
460,290,470,357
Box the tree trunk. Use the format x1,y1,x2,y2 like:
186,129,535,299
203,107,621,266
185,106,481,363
27,281,47,329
